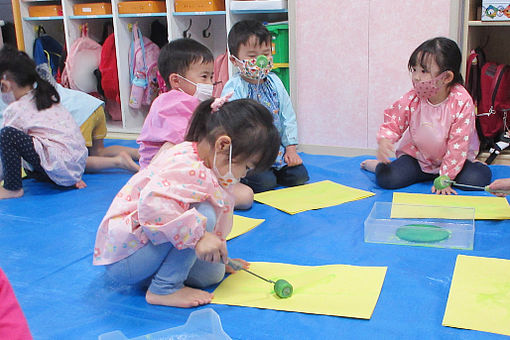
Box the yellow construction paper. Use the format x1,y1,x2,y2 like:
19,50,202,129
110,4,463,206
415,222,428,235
212,262,387,319
392,192,510,220
254,180,375,214
443,255,510,336
227,215,265,241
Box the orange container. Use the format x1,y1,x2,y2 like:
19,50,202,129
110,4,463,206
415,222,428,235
175,0,225,12
74,3,112,15
118,1,166,14
28,5,63,17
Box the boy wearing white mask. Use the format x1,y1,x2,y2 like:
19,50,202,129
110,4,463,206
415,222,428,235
138,38,254,209
222,20,309,193
137,38,214,170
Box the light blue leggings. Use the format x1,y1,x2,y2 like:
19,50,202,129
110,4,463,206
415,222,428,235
105,202,225,295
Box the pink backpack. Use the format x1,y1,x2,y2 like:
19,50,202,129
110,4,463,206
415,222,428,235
213,51,229,98
61,24,102,93
128,23,160,108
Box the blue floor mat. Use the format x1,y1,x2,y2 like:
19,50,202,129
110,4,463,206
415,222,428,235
1,139,509,339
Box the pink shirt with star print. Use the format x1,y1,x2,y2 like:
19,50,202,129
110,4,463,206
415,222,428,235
93,141,234,266
376,84,479,179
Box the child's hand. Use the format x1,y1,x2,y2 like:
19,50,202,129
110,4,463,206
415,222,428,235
226,258,250,273
284,145,303,167
487,178,510,196
377,138,394,163
431,184,457,195
195,231,228,264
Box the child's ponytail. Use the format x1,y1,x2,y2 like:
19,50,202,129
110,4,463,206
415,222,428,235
33,73,60,111
0,45,60,111
186,98,215,142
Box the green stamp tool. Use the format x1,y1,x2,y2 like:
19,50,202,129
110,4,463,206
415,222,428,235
434,175,510,194
228,259,293,298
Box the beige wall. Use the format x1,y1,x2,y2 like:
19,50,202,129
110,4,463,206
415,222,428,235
294,0,456,152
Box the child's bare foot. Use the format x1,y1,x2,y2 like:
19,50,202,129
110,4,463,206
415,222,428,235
0,186,23,199
75,180,87,189
116,152,140,172
145,286,213,308
360,159,379,173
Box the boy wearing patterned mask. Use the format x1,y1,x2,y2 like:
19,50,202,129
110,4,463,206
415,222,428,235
222,20,309,193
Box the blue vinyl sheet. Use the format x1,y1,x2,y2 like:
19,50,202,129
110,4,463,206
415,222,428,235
1,139,509,339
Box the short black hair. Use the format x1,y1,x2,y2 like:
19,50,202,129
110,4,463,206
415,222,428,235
227,20,272,58
408,37,463,86
158,38,214,89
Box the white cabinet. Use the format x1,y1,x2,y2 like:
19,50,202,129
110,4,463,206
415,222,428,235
461,0,510,76
17,0,294,135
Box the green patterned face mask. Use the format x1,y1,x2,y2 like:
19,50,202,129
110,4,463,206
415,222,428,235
234,55,273,81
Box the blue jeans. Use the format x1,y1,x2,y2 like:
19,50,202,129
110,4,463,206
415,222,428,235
241,164,309,193
105,202,225,295
375,154,492,190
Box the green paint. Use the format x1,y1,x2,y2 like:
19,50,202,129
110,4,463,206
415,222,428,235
476,282,510,316
396,224,451,243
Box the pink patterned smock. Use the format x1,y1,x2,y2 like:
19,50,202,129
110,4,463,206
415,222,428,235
93,141,234,265
377,84,479,179
2,92,87,186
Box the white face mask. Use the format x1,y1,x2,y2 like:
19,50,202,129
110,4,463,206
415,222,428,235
178,75,213,102
1,90,15,105
1,76,16,105
213,143,239,189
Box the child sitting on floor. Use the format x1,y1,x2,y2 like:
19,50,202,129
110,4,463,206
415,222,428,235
36,64,140,173
222,20,309,193
0,45,87,199
137,38,254,209
361,37,491,194
93,96,279,308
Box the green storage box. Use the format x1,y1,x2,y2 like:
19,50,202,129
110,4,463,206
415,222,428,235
266,23,289,64
272,67,290,93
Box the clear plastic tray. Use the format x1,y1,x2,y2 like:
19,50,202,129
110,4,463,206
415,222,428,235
364,202,475,250
98,308,231,340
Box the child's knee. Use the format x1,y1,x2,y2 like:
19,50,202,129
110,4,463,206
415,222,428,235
193,201,217,232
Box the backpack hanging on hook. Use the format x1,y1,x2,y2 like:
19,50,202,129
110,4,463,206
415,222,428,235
33,25,63,77
60,23,102,93
128,23,160,109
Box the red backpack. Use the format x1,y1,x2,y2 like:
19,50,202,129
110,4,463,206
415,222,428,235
465,49,510,163
477,63,510,140
99,33,122,120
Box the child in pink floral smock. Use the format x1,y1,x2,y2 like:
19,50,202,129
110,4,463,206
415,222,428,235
0,46,87,200
361,37,491,193
94,97,279,308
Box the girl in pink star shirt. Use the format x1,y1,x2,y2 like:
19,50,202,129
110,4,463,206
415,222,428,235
361,37,491,194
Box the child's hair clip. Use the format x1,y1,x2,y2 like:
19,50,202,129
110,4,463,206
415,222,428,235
211,91,233,113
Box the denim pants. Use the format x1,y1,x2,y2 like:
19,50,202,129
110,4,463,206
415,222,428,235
105,202,225,295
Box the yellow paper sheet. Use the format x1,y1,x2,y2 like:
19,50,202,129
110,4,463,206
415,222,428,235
442,255,510,336
227,215,265,241
254,180,375,214
212,262,387,319
392,192,510,220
